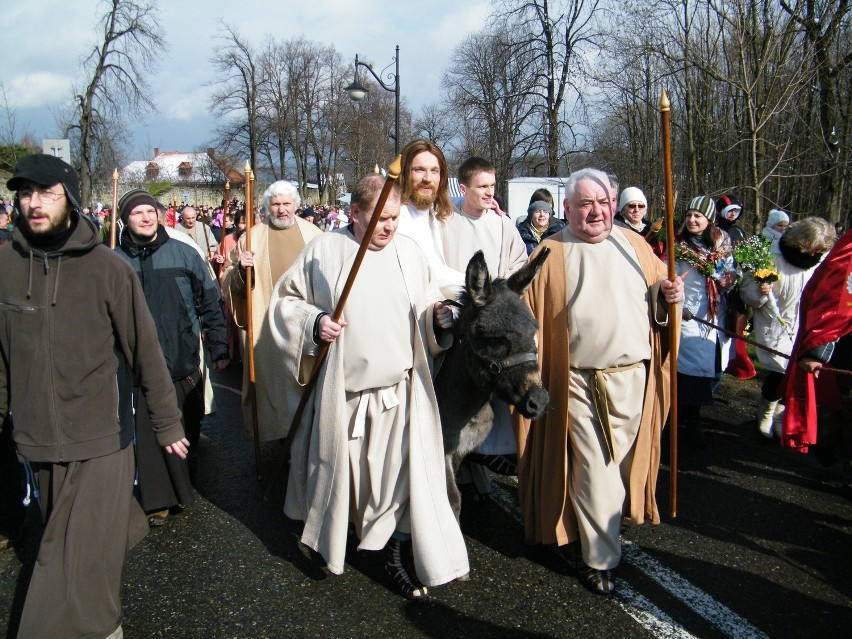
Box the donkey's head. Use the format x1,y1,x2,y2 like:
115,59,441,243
458,248,550,418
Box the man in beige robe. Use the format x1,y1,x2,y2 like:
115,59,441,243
441,156,528,492
221,181,322,441
269,175,469,600
513,168,683,595
177,206,218,261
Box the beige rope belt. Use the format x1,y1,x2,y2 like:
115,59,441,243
571,361,645,463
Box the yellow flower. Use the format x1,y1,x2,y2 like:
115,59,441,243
754,268,780,283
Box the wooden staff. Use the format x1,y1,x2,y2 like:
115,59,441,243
243,162,261,480
264,156,403,500
110,168,119,248
660,89,679,518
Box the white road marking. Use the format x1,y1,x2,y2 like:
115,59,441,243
211,381,242,396
621,542,769,639
489,478,768,639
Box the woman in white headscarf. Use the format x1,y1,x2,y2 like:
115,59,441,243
761,209,790,254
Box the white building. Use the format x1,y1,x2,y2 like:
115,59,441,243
120,148,244,208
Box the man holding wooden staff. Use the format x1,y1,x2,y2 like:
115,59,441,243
221,180,321,441
512,168,683,595
269,174,469,600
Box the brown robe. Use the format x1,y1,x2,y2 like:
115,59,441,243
511,228,677,546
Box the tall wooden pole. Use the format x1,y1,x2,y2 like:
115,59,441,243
243,162,261,480
110,169,119,249
660,89,679,518
264,156,403,500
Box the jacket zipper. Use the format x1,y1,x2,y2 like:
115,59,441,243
43,253,64,462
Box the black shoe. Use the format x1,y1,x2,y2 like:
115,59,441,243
385,538,429,600
582,565,615,595
147,509,170,527
467,453,518,476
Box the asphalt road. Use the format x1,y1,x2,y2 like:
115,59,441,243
1,364,850,639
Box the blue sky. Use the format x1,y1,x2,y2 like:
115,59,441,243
2,0,490,161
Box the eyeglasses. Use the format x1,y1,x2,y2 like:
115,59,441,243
626,203,646,210
18,187,65,205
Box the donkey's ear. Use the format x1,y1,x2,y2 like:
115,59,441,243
465,250,494,307
507,247,550,296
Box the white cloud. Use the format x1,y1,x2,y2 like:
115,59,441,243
160,86,213,121
3,73,75,108
7,0,492,150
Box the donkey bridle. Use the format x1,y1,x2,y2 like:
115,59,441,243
440,298,539,376
480,351,539,375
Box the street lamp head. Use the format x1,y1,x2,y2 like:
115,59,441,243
345,80,368,102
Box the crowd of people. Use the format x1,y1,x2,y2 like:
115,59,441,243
0,143,849,637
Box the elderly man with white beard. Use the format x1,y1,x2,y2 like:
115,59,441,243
222,180,322,441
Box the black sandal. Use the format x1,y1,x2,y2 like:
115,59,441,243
583,566,615,595
467,452,518,476
385,538,429,600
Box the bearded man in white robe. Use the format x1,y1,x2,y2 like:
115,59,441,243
269,175,469,600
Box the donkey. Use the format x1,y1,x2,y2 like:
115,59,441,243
434,248,550,518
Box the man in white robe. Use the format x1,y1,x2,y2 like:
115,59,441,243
514,168,684,595
177,206,218,260
395,139,464,298
441,156,528,490
270,175,469,600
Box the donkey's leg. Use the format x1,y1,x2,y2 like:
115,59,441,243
445,453,462,521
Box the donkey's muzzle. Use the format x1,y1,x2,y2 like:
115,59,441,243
520,386,549,418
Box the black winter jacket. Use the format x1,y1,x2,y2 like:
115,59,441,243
117,226,228,380
517,218,566,255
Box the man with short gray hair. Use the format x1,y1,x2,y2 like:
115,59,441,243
179,205,218,258
270,174,468,600
513,168,683,595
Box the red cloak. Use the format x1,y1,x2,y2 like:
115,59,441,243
781,230,852,452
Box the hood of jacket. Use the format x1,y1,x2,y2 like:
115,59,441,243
119,223,169,258
11,212,101,303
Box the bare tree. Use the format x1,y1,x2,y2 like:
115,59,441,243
443,29,538,190
412,103,455,149
66,0,163,206
495,0,604,176
209,23,264,174
780,0,851,219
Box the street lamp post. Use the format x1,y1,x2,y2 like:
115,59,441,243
345,45,400,156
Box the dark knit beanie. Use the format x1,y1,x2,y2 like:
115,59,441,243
117,188,159,222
